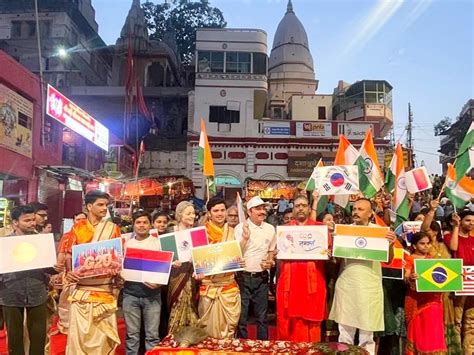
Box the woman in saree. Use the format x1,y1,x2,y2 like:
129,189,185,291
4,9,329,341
166,201,199,335
405,232,447,354
422,199,462,354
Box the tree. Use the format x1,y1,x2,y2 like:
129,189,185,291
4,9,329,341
434,117,452,136
142,0,226,64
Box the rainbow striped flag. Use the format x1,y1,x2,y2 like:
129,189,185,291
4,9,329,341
122,248,174,285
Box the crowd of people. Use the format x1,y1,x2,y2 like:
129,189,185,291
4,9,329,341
0,188,473,355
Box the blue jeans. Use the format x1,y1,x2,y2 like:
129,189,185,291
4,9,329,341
236,272,269,340
123,292,161,354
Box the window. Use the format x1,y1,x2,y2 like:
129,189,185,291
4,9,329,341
11,21,21,38
318,106,326,120
273,107,282,119
209,106,240,123
40,21,51,37
253,52,267,75
27,21,36,37
197,51,224,73
226,52,251,73
17,112,32,129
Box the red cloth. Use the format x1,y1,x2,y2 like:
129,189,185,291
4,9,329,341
444,232,474,265
276,218,327,342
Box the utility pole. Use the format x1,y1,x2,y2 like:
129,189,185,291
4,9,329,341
406,103,414,168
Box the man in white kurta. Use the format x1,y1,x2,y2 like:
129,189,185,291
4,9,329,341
329,199,395,355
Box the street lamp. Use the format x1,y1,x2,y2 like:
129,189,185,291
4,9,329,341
57,47,68,59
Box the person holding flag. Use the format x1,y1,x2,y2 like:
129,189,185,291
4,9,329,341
329,198,396,355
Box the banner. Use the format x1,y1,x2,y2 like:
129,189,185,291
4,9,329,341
0,83,33,158
276,225,329,260
405,167,432,193
72,238,123,278
0,233,56,273
312,165,359,195
160,226,208,262
455,266,474,296
122,248,173,285
192,240,244,276
415,258,463,292
333,225,390,262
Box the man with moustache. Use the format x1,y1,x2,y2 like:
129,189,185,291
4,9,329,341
329,198,396,355
235,196,276,340
28,202,49,233
276,194,327,342
226,206,240,228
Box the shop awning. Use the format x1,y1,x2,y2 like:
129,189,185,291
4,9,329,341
36,165,97,180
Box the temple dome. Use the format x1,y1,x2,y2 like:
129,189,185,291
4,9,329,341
269,0,314,74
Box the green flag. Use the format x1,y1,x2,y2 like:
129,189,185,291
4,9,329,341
454,122,473,182
415,258,463,292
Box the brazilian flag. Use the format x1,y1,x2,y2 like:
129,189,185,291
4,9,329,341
415,259,463,292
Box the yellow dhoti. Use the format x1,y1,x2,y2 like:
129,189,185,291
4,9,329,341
198,279,240,339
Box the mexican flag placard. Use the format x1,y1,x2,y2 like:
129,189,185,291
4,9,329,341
159,226,208,262
415,258,463,292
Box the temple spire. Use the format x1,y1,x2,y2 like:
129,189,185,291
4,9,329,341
286,0,294,14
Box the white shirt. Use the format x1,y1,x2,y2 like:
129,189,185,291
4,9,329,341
125,234,161,251
235,218,276,272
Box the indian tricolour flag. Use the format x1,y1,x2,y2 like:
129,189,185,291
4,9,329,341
359,128,384,198
159,226,208,262
454,121,474,182
306,159,329,216
391,143,410,225
197,119,216,195
334,135,363,209
333,224,390,262
445,163,474,209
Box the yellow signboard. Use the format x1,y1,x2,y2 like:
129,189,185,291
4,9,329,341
0,84,33,158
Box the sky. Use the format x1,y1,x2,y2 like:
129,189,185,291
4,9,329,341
92,0,473,174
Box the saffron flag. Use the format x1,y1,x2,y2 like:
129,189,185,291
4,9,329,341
405,166,432,193
122,248,173,285
333,224,390,262
359,128,384,198
454,121,474,182
313,165,359,196
445,163,474,209
159,226,208,262
0,233,56,273
415,258,463,292
392,143,410,226
455,266,474,296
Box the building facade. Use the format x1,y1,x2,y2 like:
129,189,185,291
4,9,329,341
188,0,393,199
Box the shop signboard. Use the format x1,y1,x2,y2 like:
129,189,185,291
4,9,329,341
287,152,321,178
0,84,33,158
338,123,373,140
262,121,290,136
46,84,109,151
295,122,331,137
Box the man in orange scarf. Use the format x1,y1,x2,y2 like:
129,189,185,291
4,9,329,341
197,197,241,338
277,194,327,342
64,191,121,355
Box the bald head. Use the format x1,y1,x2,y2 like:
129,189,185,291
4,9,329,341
352,198,373,226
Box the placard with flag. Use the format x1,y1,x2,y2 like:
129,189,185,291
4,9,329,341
122,248,173,285
455,266,474,296
405,167,432,193
415,258,463,292
382,239,405,280
333,225,390,262
192,240,244,276
313,165,359,196
0,233,57,273
159,226,208,262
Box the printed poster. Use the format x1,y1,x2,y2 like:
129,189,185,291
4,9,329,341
72,238,123,278
276,225,329,260
192,240,244,276
0,233,56,273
